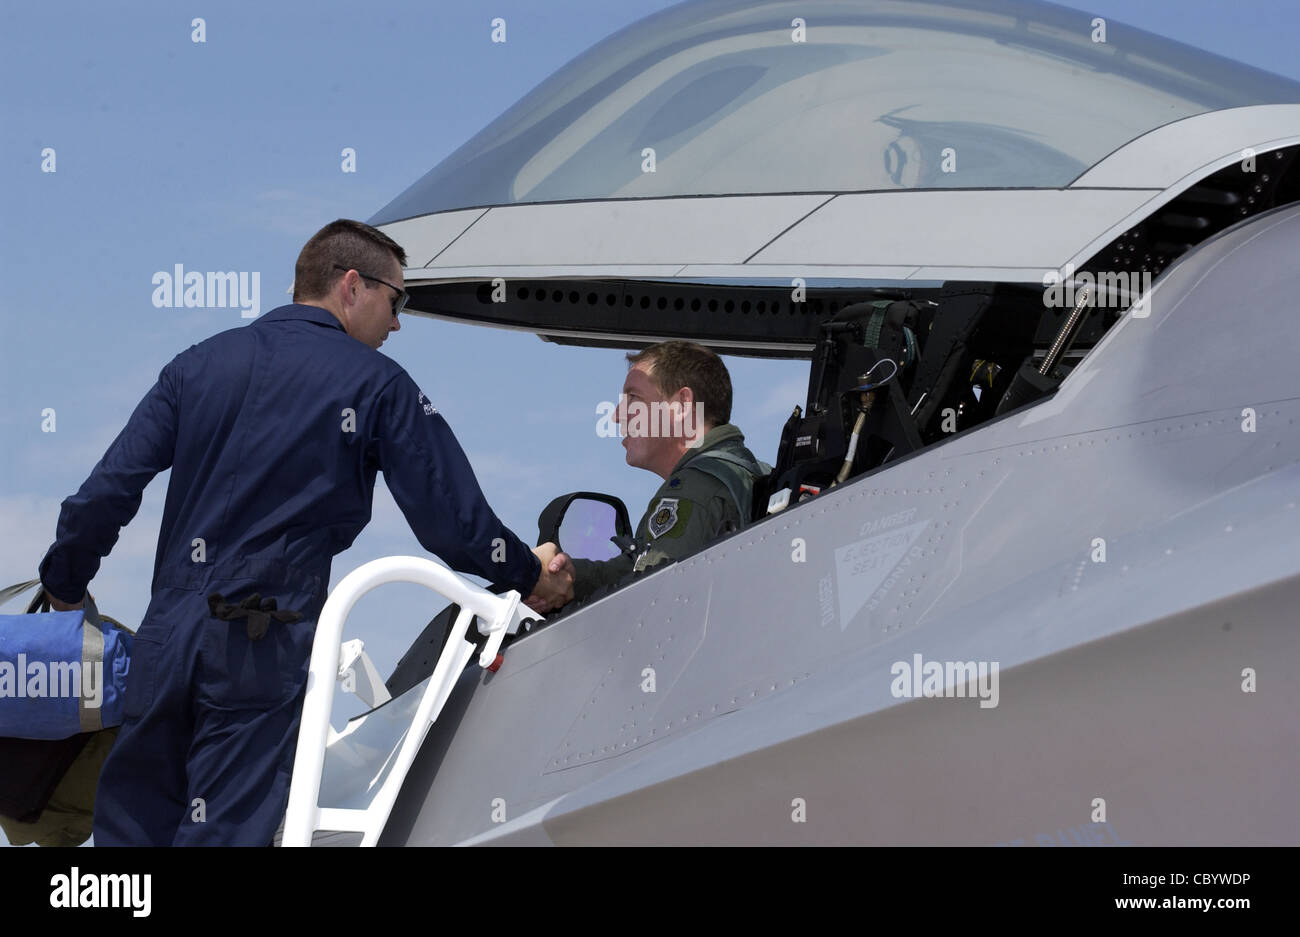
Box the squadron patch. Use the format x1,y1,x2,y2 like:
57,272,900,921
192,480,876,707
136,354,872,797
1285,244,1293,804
647,497,692,539
417,391,437,415
648,498,680,539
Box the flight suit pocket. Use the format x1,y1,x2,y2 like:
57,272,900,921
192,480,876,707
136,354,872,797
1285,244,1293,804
196,614,315,712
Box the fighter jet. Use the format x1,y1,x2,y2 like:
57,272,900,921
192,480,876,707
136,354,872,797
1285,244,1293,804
280,0,1300,846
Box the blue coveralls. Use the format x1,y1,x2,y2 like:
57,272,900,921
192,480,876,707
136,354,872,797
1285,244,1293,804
38,303,541,846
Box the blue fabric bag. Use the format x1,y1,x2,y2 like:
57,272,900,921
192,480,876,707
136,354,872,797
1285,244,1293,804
0,582,133,740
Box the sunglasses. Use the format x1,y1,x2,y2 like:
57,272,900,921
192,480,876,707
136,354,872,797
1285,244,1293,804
333,264,408,316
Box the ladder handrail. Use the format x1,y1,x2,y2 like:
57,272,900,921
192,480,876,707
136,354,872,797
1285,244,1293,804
282,555,534,847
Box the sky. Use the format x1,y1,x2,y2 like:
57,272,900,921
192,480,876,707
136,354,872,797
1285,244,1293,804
2,0,1299,846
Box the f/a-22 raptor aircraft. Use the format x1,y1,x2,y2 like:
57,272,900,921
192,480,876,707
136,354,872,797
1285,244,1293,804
281,0,1300,846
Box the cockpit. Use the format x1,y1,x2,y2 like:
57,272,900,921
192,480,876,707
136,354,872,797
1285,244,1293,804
372,0,1300,684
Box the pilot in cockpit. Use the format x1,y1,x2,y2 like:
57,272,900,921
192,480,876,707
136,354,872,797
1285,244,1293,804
531,341,768,610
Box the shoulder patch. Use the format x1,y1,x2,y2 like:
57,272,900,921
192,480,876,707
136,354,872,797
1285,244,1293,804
648,498,679,539
417,390,437,415
648,497,694,539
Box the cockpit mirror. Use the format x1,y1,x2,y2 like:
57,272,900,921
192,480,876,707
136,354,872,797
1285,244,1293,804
536,492,632,561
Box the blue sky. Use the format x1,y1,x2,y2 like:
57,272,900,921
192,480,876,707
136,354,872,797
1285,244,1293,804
2,0,1299,845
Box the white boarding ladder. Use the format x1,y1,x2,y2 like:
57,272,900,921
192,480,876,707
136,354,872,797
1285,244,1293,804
282,556,538,847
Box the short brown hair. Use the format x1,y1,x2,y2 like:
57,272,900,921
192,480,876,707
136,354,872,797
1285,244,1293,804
293,219,407,302
626,341,732,427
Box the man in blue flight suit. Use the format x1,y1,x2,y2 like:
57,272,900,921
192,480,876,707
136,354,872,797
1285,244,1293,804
38,219,573,846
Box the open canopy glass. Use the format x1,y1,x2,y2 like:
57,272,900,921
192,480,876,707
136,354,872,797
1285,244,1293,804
372,0,1300,224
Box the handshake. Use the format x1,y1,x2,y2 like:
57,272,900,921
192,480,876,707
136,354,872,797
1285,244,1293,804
48,547,579,621
524,543,576,613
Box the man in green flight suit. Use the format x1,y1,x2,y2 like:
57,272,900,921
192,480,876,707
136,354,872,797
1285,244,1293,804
536,341,769,608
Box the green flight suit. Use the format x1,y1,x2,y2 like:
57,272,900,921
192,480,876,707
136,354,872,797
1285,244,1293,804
569,424,767,603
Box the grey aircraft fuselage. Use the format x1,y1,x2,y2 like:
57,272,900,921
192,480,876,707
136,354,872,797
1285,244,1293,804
297,0,1300,846
372,201,1300,845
